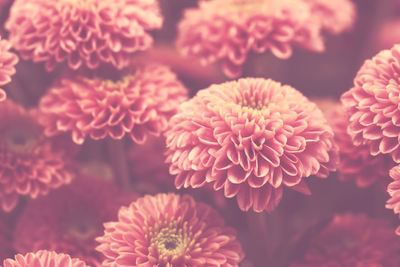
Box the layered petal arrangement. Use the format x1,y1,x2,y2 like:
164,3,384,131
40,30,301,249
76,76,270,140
302,0,356,35
38,63,188,144
5,0,163,71
0,100,75,212
96,193,244,266
386,165,400,235
3,250,89,267
291,213,400,266
341,44,400,163
13,177,138,267
0,37,18,101
177,0,355,77
165,78,338,212
323,101,394,187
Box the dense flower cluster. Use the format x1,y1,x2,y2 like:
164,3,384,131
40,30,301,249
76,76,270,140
38,63,188,144
0,100,75,212
13,176,138,266
165,78,338,212
386,165,400,235
0,37,18,102
3,250,90,267
321,101,394,187
177,0,355,77
291,213,400,266
5,0,163,71
342,44,400,163
96,193,244,266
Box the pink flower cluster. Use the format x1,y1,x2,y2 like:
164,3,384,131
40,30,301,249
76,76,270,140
6,0,163,71
38,63,188,144
177,0,355,77
165,78,338,212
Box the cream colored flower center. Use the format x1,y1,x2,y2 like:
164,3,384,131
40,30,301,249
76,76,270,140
2,126,40,153
149,220,200,262
66,215,98,240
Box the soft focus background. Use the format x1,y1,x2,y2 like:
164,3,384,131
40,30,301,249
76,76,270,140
1,0,400,266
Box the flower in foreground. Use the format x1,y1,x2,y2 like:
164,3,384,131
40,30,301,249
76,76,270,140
165,78,338,212
96,193,244,266
38,63,188,144
0,100,75,212
319,100,394,187
341,44,400,163
5,0,163,71
0,37,18,101
13,176,137,267
3,250,89,267
176,0,352,77
291,213,400,266
386,165,400,235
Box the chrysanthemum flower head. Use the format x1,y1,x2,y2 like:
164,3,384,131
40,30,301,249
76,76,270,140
165,78,338,212
96,193,244,266
3,250,89,267
0,37,18,102
5,0,163,71
386,164,400,235
13,176,138,266
341,44,400,163
176,0,353,77
291,213,400,266
0,100,75,212
319,100,394,187
38,63,188,144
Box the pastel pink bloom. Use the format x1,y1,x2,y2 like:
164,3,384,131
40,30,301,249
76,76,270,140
386,165,400,235
38,63,188,144
3,250,89,267
302,0,356,34
177,0,332,78
0,37,18,102
322,101,394,187
291,213,400,267
341,45,400,163
96,193,244,266
165,78,338,212
0,100,75,212
13,177,138,267
5,0,163,71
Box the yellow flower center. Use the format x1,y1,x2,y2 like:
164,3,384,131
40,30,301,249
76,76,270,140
148,220,202,262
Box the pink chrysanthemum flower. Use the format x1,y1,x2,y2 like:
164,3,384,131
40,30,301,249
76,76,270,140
302,0,356,35
386,165,400,235
177,0,337,77
165,78,338,212
13,177,138,266
3,250,89,267
0,37,18,102
321,101,394,187
291,213,400,267
0,100,75,212
341,44,400,163
96,193,244,266
5,0,163,71
38,63,188,144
